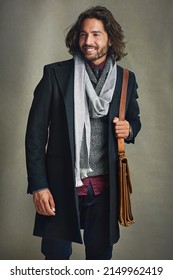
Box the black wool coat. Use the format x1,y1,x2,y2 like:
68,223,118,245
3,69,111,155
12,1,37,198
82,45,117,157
25,58,141,245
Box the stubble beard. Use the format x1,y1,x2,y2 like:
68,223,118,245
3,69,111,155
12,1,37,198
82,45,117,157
80,45,109,62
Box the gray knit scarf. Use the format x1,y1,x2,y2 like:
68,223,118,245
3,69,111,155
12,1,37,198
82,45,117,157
74,54,117,187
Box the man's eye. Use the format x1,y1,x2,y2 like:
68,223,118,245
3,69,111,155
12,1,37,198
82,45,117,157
80,33,86,37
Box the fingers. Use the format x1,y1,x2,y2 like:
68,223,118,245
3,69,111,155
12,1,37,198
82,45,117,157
33,189,56,216
113,117,130,139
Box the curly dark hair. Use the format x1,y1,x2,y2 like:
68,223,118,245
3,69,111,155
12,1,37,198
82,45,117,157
65,6,127,61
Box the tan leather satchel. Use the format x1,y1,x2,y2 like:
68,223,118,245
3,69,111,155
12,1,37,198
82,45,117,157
117,69,134,226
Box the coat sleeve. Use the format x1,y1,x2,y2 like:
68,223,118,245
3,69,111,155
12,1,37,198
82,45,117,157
125,72,141,144
25,66,52,193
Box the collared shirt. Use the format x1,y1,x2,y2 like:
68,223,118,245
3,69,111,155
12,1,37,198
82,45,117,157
88,60,107,71
88,60,107,79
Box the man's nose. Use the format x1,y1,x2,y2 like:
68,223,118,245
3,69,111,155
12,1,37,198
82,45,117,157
85,34,93,45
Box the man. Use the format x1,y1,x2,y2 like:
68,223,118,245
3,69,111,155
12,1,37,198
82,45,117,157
25,6,141,260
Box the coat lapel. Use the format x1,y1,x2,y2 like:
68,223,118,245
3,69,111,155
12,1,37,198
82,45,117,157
109,65,123,120
54,59,74,100
54,59,75,166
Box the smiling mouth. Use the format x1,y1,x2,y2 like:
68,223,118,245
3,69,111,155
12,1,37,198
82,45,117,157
82,46,97,53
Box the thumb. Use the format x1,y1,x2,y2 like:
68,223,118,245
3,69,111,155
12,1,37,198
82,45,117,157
113,117,119,123
49,194,56,213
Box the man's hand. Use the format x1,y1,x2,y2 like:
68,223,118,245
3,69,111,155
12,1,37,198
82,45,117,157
33,189,56,216
113,117,130,139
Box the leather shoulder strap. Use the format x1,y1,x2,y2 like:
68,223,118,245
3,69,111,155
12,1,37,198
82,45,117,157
119,69,129,121
118,69,129,155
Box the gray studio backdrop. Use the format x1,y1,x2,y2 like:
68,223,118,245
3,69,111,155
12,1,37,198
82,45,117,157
0,0,172,260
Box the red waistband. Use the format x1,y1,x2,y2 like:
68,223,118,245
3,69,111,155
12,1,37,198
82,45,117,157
77,174,109,196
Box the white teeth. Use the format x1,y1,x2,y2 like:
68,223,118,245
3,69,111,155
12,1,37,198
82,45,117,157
85,47,95,53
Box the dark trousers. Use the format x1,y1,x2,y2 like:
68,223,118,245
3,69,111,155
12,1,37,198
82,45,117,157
41,182,113,260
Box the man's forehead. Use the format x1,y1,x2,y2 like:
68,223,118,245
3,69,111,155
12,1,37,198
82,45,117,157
80,18,106,32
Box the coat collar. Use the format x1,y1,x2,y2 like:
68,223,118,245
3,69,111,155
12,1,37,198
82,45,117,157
53,58,123,111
